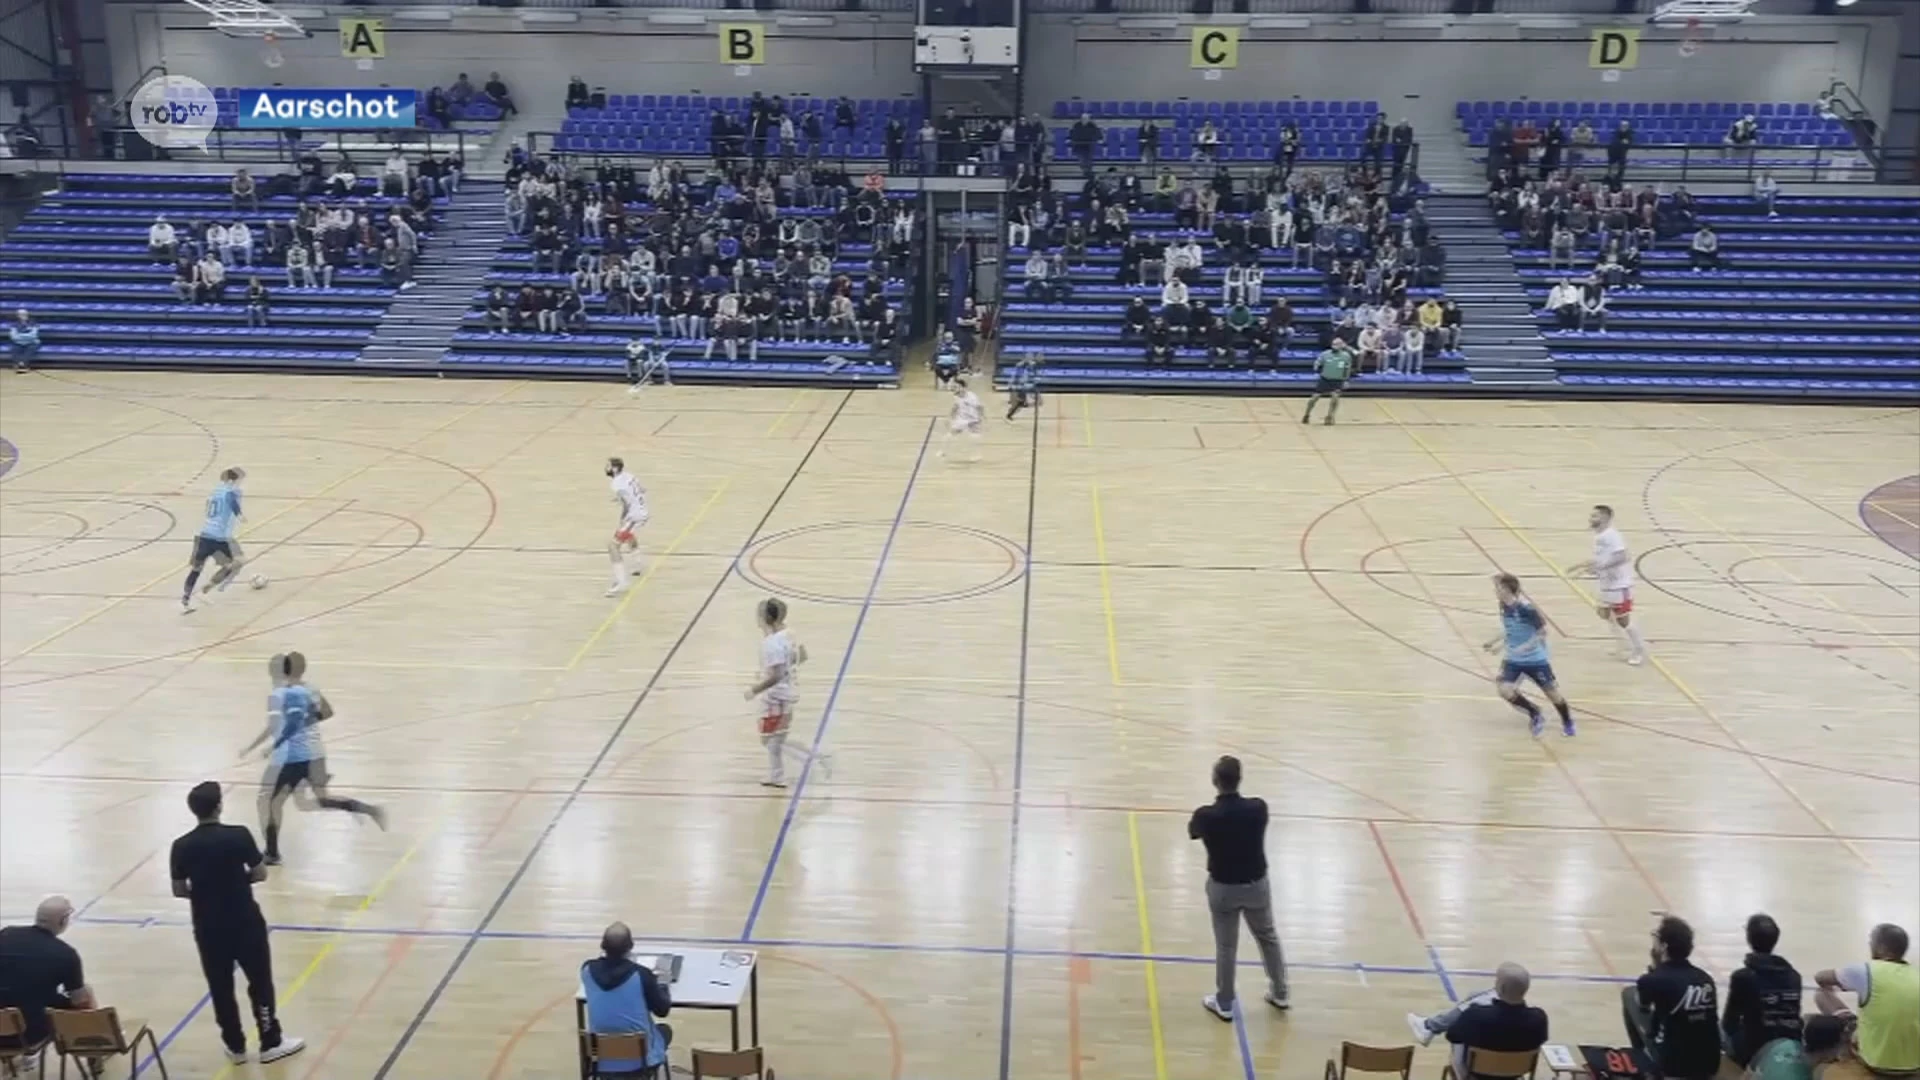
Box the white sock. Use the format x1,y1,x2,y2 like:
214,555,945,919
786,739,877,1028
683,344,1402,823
764,734,786,782
610,559,630,590
1625,623,1646,656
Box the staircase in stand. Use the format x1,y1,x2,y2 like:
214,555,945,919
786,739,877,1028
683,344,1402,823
358,179,501,367
1427,193,1556,387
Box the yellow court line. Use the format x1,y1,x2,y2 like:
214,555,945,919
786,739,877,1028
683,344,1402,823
1375,402,1873,867
1672,494,1917,665
3,381,524,666
1083,395,1167,1080
565,478,733,670
761,388,809,439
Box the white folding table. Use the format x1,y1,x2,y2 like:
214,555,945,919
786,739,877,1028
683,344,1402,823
574,948,759,1079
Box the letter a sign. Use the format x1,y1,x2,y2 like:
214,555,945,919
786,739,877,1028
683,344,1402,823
340,18,385,59
1589,28,1640,69
719,23,766,65
1190,26,1240,69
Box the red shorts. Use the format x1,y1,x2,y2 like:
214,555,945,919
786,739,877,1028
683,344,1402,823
1601,588,1633,616
759,708,791,737
614,527,635,544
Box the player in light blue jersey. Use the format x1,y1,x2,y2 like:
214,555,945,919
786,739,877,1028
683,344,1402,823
1483,573,1576,738
240,652,387,864
182,467,248,613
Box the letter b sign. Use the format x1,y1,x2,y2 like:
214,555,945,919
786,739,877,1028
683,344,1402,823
720,23,766,65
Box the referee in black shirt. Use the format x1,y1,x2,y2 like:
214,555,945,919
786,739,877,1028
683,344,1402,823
1187,755,1289,1021
170,781,305,1066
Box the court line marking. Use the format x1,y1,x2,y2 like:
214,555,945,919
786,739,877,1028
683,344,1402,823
565,477,734,671
1376,403,1875,867
2,381,522,666
739,415,936,939
996,400,1042,1080
1083,395,1172,1080
368,391,856,1080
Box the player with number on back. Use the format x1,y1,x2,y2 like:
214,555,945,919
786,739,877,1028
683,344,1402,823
240,652,386,865
1484,573,1576,738
939,378,984,462
1567,504,1647,665
604,457,649,598
181,467,247,613
744,597,831,788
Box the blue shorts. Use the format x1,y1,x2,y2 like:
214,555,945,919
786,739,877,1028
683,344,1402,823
1499,659,1557,689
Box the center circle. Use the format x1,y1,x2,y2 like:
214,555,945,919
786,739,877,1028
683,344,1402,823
738,520,1027,606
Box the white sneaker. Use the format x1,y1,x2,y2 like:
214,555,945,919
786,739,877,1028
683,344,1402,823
1628,653,1645,666
225,1047,250,1065
1406,1012,1435,1047
604,584,628,598
1265,990,1289,1012
259,1036,306,1063
1201,994,1234,1022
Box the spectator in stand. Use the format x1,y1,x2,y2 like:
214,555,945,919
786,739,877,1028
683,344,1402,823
1121,296,1151,344
231,168,258,211
9,308,40,372
172,258,196,304
484,72,517,117
1538,119,1565,179
1144,315,1172,366
1722,914,1803,1069
381,148,409,196
1159,275,1190,339
1607,119,1634,181
222,220,253,267
378,238,402,288
1406,962,1549,1076
310,243,335,289
244,277,270,328
1438,299,1463,353
566,76,590,111
92,95,120,160
448,72,474,104
388,213,418,290
1194,120,1221,164
1579,276,1607,332
1390,118,1415,185
7,113,42,158
1753,170,1780,218
150,214,177,261
1138,117,1161,165
1724,113,1759,161
1361,113,1389,169
194,251,228,305
1813,923,1919,1077
426,86,451,128
1625,915,1723,1080
1022,250,1053,302
1570,118,1596,168
1689,224,1722,271
1548,223,1576,271
1275,121,1301,181
1547,278,1581,330
0,896,95,1068
1069,113,1100,178
1747,1015,1846,1080
513,286,539,334
284,242,314,289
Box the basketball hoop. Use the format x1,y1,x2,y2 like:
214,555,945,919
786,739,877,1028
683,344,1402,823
1677,16,1701,58
261,32,285,68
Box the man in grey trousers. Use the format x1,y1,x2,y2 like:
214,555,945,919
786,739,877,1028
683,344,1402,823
1188,754,1289,1021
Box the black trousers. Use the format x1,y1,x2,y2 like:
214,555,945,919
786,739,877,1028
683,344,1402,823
195,920,281,1052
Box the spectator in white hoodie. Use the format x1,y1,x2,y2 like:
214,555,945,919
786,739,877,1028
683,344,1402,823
148,215,176,261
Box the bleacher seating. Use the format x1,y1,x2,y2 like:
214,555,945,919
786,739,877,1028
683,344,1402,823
440,184,912,387
553,95,921,159
1510,194,1920,400
1051,99,1383,164
0,172,426,373
1451,99,1858,158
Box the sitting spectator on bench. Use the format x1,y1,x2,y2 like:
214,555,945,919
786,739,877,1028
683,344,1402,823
582,922,671,1079
449,72,474,104
194,251,227,305
484,71,518,117
231,168,258,211
149,214,177,261
245,278,270,328
566,76,591,111
222,220,253,268
1548,224,1576,272
426,86,451,128
1405,961,1549,1077
1579,277,1607,333
171,258,196,304
1754,170,1780,219
310,243,335,289
284,242,315,289
0,896,95,1069
1689,225,1722,271
1724,113,1759,161
1547,278,1581,330
1121,296,1151,344
1160,277,1190,337
1625,915,1723,1080
1747,1014,1847,1080
1023,251,1053,302
1143,316,1173,366
1814,923,1918,1078
9,308,39,372
382,149,410,197
1724,914,1803,1069
482,287,511,334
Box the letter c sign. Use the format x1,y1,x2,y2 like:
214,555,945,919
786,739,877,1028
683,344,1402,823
1190,26,1240,69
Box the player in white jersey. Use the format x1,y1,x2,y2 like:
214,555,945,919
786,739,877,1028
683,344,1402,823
1567,504,1647,665
743,597,831,788
604,457,649,597
938,378,984,462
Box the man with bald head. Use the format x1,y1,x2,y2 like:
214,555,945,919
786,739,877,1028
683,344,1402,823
0,895,95,1060
581,921,673,1077
1407,962,1550,1073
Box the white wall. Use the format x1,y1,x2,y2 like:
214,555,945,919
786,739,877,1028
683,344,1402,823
1023,14,1901,127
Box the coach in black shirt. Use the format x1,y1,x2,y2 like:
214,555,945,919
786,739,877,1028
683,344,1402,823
1187,755,1289,1022
0,895,95,1054
1624,915,1722,1080
170,780,304,1065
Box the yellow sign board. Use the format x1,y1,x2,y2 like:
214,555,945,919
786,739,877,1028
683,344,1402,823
719,23,766,65
339,18,386,59
1190,26,1240,69
1589,27,1640,69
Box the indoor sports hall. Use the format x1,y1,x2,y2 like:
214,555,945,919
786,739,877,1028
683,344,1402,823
1,0,1917,1078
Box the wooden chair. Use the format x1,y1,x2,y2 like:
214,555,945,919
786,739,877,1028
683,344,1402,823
0,1007,50,1079
691,1047,775,1080
580,1031,657,1080
46,1008,165,1079
1325,1042,1415,1080
1442,1047,1541,1080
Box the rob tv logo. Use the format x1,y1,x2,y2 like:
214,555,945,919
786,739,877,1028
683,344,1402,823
130,75,219,150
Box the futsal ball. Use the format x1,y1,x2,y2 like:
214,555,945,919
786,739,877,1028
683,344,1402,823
250,574,269,590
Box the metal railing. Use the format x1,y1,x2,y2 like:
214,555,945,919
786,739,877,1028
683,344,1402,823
1481,140,1916,186
5,126,476,168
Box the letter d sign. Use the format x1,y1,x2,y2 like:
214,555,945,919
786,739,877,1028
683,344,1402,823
720,23,766,64
1589,28,1640,69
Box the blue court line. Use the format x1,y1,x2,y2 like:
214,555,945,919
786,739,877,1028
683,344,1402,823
1428,942,1461,1002
136,991,206,1077
739,415,935,940
1232,1003,1258,1080
368,391,857,1080
996,411,1042,1080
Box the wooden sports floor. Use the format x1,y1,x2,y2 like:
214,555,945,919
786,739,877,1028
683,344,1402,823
1,370,1915,1080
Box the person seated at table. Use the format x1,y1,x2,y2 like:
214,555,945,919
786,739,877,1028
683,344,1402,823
582,921,671,1078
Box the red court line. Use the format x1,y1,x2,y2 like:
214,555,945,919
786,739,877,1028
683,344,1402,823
1367,821,1428,941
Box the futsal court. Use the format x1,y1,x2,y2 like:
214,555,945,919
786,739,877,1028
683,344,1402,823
0,369,1915,1080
